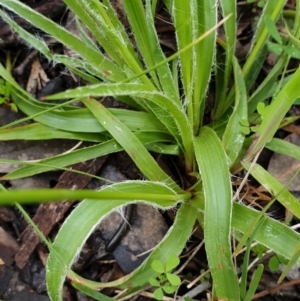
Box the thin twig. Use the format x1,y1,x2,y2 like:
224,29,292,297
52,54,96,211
252,278,300,300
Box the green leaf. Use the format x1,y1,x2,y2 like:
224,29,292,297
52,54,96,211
242,161,300,220
2,130,177,180
0,9,52,58
72,283,115,301
264,15,282,44
266,138,300,162
144,0,178,99
194,127,240,300
247,62,280,115
0,123,105,142
0,183,186,206
63,0,146,81
190,0,217,133
283,18,300,53
282,45,300,59
149,277,160,287
267,41,283,55
252,244,266,259
0,71,168,135
122,0,177,99
269,255,280,272
122,0,158,85
243,0,286,80
172,0,217,133
122,203,197,288
256,102,266,115
0,0,125,82
278,255,289,265
13,94,166,134
82,98,180,192
166,273,181,286
278,241,300,283
232,202,300,265
165,255,180,272
172,0,193,119
244,65,300,162
154,287,164,300
151,260,165,273
45,181,179,301
1,140,123,180
222,57,248,166
294,98,300,105
243,264,264,301
239,217,265,299
214,0,236,118
46,199,196,300
45,82,192,158
9,103,18,112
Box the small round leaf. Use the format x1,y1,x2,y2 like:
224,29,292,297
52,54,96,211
153,287,164,300
165,255,180,272
257,102,265,115
166,273,181,286
269,255,280,272
151,260,165,273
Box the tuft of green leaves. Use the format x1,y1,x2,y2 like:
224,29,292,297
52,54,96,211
0,0,300,300
149,255,181,300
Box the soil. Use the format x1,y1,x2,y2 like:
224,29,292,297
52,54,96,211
0,1,300,301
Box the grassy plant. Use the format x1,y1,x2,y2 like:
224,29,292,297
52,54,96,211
0,0,300,300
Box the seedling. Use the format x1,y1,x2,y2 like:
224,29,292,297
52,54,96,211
149,255,181,300
199,269,211,283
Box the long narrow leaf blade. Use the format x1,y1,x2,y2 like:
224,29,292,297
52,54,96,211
2,131,176,180
244,65,300,161
215,0,236,117
0,0,125,81
242,162,300,219
192,0,217,132
193,193,300,265
46,83,192,158
0,123,105,142
172,0,193,124
82,98,180,192
222,57,248,166
46,184,195,300
194,127,240,300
